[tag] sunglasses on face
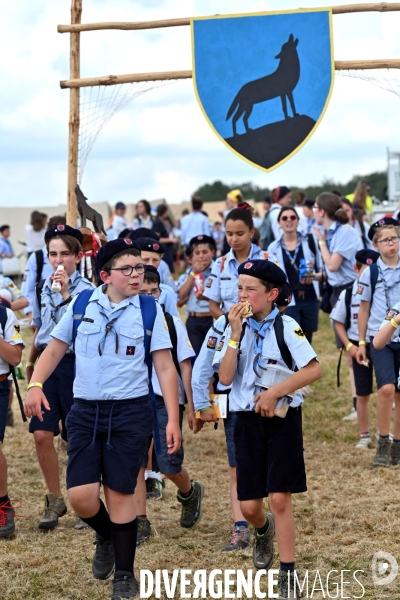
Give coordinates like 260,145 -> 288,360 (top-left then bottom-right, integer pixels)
281,215 -> 297,222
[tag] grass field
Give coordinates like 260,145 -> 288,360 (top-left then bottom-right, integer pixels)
1,313 -> 400,599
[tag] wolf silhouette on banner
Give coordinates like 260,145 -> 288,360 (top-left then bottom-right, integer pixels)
192,10 -> 334,172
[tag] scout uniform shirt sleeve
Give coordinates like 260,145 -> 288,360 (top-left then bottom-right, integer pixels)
150,303 -> 173,353
2,276 -> 23,301
32,287 -> 43,329
331,224 -> 362,257
3,309 -> 25,349
202,258 -> 222,304
282,316 -> 317,370
211,324 -> 231,372
330,289 -> 347,324
174,318 -> 196,363
159,285 -> 179,317
357,266 -> 372,302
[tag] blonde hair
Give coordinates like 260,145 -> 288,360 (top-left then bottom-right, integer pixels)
373,224 -> 400,244
352,182 -> 369,212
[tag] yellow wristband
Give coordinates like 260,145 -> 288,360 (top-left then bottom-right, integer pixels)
27,382 -> 43,390
228,339 -> 239,350
359,341 -> 367,347
391,318 -> 399,329
345,342 -> 354,352
318,240 -> 326,246
190,271 -> 195,277
26,362 -> 35,368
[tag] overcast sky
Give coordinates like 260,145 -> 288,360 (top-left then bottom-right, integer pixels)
0,0 -> 400,207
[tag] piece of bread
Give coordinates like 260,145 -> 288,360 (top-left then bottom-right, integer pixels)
241,301 -> 253,318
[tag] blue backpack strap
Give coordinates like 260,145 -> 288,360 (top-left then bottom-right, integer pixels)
139,294 -> 161,453
72,289 -> 95,346
0,306 -> 7,333
369,262 -> 378,299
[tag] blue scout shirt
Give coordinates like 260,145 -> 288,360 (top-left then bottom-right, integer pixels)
324,221 -> 362,287
358,257 -> 400,338
33,270 -> 95,351
21,249 -> 54,315
379,302 -> 400,344
184,263 -> 214,314
0,309 -> 24,375
0,275 -> 24,303
51,286 -> 172,401
330,279 -> 366,342
203,244 -> 268,311
212,314 -> 317,410
159,284 -> 178,317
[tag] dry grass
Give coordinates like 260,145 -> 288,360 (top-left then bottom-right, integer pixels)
1,314 -> 400,599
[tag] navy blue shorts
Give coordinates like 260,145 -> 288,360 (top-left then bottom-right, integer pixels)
66,396 -> 153,494
349,340 -> 373,397
0,379 -> 10,443
29,354 -> 75,439
224,411 -> 237,467
370,339 -> 400,391
285,295 -> 319,333
186,315 -> 214,357
234,408 -> 306,501
152,395 -> 184,475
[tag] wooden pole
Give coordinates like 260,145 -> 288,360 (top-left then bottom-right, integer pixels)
57,3 -> 400,33
67,0 -> 82,227
60,60 -> 400,89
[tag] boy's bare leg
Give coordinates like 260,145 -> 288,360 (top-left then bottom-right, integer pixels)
0,442 -> 7,497
134,467 -> 147,515
68,482 -> 102,518
230,467 -> 247,522
33,430 -> 61,497
377,384 -> 395,436
165,467 -> 191,494
240,497 -> 265,529
269,492 -> 295,563
356,395 -> 370,433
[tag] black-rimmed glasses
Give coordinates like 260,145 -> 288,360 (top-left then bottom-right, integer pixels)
110,264 -> 145,276
142,288 -> 161,299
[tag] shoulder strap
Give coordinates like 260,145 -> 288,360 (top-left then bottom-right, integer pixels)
273,313 -> 293,370
163,312 -> 181,378
72,289 -> 95,344
0,305 -> 7,334
370,263 -> 379,298
0,306 -> 27,423
35,278 -> 46,308
307,233 -> 317,257
344,287 -> 353,332
35,250 -> 44,285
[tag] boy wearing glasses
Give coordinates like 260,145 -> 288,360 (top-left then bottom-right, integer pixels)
24,238 -> 181,600
137,238 -> 178,316
356,218 -> 400,467
25,224 -> 94,530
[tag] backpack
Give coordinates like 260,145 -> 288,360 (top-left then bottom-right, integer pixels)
260,205 -> 280,250
0,307 -> 27,423
35,250 -> 44,285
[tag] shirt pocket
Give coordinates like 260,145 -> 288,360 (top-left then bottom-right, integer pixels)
220,278 -> 237,305
76,323 -> 101,358
119,326 -> 144,359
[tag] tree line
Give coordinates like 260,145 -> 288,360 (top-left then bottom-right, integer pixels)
193,171 -> 387,203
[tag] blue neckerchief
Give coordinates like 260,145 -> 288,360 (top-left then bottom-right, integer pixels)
246,306 -> 279,376
280,233 -> 302,272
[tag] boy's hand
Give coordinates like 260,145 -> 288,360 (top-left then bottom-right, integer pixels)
199,407 -> 218,423
348,345 -> 358,359
187,410 -> 204,433
51,268 -> 69,294
355,345 -> 367,365
24,388 -> 50,421
166,422 -> 182,454
254,388 -> 279,418
228,303 -> 247,339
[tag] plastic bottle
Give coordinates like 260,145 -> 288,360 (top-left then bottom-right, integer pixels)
51,265 -> 64,293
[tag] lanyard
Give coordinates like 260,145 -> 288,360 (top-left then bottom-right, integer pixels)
280,235 -> 301,271
97,303 -> 128,355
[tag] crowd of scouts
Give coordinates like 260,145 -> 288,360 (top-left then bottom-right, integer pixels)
0,188 -> 399,599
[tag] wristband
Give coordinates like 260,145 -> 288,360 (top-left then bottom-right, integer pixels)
26,362 -> 35,368
318,240 -> 326,246
199,406 -> 211,412
190,271 -> 195,278
27,382 -> 43,390
391,318 -> 399,329
359,341 -> 367,346
228,339 -> 239,350
345,342 -> 354,352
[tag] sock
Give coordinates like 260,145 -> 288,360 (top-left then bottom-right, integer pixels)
179,483 -> 193,499
393,439 -> 400,444
353,397 -> 357,410
138,514 -> 147,520
78,498 -> 111,540
0,494 -> 9,505
256,518 -> 269,536
110,518 -> 138,575
361,432 -> 369,436
145,470 -> 162,483
379,434 -> 390,440
235,521 -> 248,528
280,561 -> 295,573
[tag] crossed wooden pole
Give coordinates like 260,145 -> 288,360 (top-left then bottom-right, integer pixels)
60,1 -> 400,225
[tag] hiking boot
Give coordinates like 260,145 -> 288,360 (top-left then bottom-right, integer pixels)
342,407 -> 357,421
92,534 -> 114,580
112,571 -> 139,600
145,477 -> 163,500
38,493 -> 67,530
373,437 -> 391,467
222,525 -> 250,552
6,408 -> 14,427
277,569 -> 303,599
177,481 -> 204,528
136,517 -> 151,546
74,514 -> 89,530
0,500 -> 15,538
253,512 -> 275,570
355,433 -> 372,449
390,441 -> 400,465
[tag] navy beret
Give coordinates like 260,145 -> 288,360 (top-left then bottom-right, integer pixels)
302,199 -> 315,208
238,259 -> 287,287
189,234 -> 216,248
118,228 -> 134,239
276,282 -> 293,307
130,227 -> 159,241
44,223 -> 83,245
138,237 -> 165,254
355,249 -> 380,265
144,264 -> 161,284
368,217 -> 399,241
96,238 -> 141,270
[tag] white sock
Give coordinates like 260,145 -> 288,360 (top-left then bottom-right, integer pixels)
145,470 -> 162,483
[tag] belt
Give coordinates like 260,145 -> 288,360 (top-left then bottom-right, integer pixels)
0,372 -> 10,383
188,312 -> 212,318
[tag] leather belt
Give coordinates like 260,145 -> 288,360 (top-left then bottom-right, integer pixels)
0,372 -> 10,383
188,312 -> 213,318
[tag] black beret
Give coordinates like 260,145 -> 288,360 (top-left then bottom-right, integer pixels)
144,264 -> 161,284
368,217 -> 399,241
238,259 -> 287,287
189,234 -> 216,248
276,282 -> 293,307
302,199 -> 315,208
96,238 -> 141,270
130,227 -> 159,241
44,223 -> 83,245
138,237 -> 165,254
118,227 -> 134,239
355,249 -> 380,265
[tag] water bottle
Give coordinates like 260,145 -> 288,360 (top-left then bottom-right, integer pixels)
51,265 -> 64,293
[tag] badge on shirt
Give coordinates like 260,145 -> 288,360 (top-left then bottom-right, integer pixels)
385,308 -> 400,321
207,336 -> 217,349
187,338 -> 193,349
353,313 -> 358,320
216,340 -> 224,351
126,346 -> 136,355
8,282 -> 15,289
205,278 -> 213,288
12,323 -> 22,340
163,318 -> 168,331
294,327 -> 305,339
356,284 -> 364,295
267,359 -> 277,365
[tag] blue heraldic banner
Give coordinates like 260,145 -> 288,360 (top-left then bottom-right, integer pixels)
192,9 -> 334,172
